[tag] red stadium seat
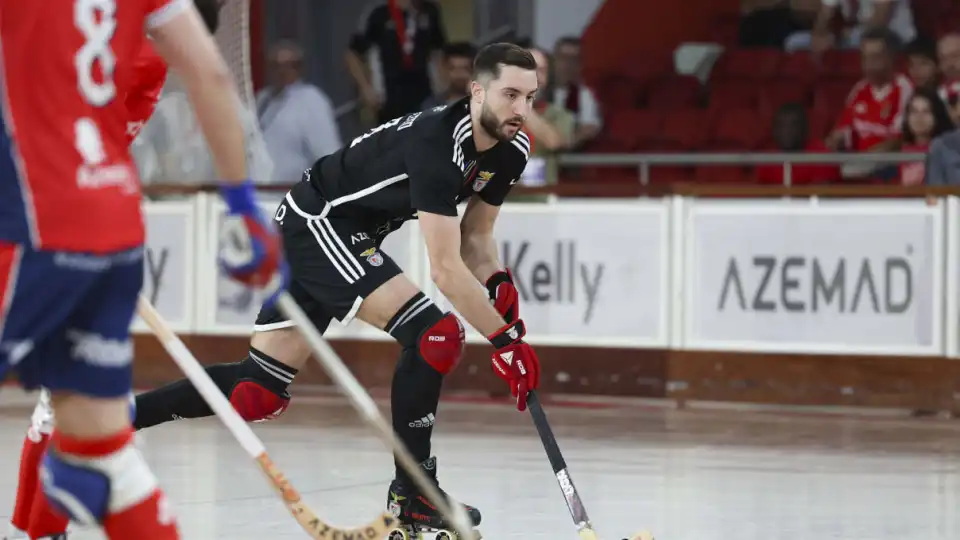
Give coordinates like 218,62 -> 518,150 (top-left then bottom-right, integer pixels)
813,79 -> 854,119
823,49 -> 861,80
711,48 -> 782,81
653,108 -> 709,150
596,75 -> 640,110
646,75 -> 703,109
605,108 -> 663,149
708,108 -> 770,151
759,80 -> 812,112
708,79 -> 761,110
694,165 -> 752,184
778,52 -> 825,85
808,108 -> 835,139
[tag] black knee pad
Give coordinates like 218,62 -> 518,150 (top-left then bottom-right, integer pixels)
388,293 -> 465,376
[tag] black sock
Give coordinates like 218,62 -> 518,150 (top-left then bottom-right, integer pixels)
387,293 -> 446,484
133,347 -> 299,430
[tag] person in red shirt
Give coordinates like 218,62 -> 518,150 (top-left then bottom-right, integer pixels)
756,103 -> 841,185
0,1 -> 282,539
899,87 -> 955,185
3,43 -> 169,540
826,27 -> 913,154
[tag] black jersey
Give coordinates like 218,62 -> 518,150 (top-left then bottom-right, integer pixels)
308,97 -> 529,236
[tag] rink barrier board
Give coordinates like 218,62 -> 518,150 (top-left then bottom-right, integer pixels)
128,195 -> 960,411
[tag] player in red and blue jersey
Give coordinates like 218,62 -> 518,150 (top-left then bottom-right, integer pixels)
0,0 -> 285,538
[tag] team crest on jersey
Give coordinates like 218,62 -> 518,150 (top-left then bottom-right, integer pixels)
366,250 -> 384,267
473,171 -> 495,191
360,247 -> 377,257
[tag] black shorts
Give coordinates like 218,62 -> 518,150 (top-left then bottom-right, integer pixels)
254,182 -> 403,333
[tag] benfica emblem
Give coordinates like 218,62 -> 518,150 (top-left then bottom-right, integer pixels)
473,171 -> 495,191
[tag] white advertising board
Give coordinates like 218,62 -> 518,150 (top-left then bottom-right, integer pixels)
132,201 -> 197,333
684,200 -> 944,356
426,202 -> 670,347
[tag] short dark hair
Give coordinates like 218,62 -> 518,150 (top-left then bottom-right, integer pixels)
860,26 -> 902,53
194,0 -> 221,33
443,42 -> 477,62
905,36 -> 937,61
473,42 -> 537,81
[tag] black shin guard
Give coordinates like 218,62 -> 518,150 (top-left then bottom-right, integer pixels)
132,347 -> 298,430
387,293 -> 461,483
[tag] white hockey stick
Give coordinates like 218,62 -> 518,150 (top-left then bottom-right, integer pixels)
136,295 -> 397,539
274,292 -> 478,540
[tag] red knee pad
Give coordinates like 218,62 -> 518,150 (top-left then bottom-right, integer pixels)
418,313 -> 465,375
229,380 -> 290,422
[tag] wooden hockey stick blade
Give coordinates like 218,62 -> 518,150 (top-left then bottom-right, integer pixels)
136,295 -> 396,539
254,452 -> 397,537
275,293 -> 479,540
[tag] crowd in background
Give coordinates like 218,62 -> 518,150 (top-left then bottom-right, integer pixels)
242,0 -> 960,188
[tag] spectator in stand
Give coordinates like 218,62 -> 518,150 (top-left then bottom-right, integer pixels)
516,47 -> 575,190
905,37 -> 939,91
825,29 -> 912,180
785,0 -> 915,56
825,29 -> 911,149
924,127 -> 960,185
420,42 -> 476,109
899,88 -> 954,184
937,33 -> 960,124
256,40 -> 342,184
551,36 -> 602,148
346,0 -> 447,124
756,103 -> 841,184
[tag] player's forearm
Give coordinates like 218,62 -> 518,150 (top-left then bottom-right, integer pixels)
150,10 -> 247,182
183,70 -> 248,182
460,232 -> 502,283
432,260 -> 508,336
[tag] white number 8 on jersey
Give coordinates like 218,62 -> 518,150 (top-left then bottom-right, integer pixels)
74,0 -> 118,107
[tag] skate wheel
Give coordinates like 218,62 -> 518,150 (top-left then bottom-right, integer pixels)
387,528 -> 410,540
435,530 -> 455,540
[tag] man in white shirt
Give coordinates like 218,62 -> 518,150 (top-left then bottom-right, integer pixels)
256,41 -> 342,184
785,0 -> 915,55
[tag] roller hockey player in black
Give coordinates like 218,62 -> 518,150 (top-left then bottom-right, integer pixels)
131,43 -> 543,539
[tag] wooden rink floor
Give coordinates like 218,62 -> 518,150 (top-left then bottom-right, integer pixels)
1,389 -> 960,539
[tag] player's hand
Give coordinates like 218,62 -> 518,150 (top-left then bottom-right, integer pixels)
488,320 -> 540,411
486,268 -> 519,323
218,180 -> 288,306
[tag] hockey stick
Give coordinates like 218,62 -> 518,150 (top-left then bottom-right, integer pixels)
275,292 -> 479,540
526,390 -> 654,540
135,295 -> 397,539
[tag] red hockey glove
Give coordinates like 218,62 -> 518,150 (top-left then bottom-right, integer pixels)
486,268 -> 519,323
218,181 -> 288,307
488,320 -> 541,411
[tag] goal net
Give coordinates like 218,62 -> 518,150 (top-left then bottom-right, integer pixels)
133,0 -> 273,186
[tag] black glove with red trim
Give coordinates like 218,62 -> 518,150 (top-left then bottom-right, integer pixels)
486,268 -> 519,323
488,319 -> 540,411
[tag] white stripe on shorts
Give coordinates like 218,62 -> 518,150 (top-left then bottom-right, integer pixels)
305,219 -> 359,283
319,218 -> 365,279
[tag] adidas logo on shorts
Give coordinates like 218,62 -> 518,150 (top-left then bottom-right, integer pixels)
408,413 -> 435,428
